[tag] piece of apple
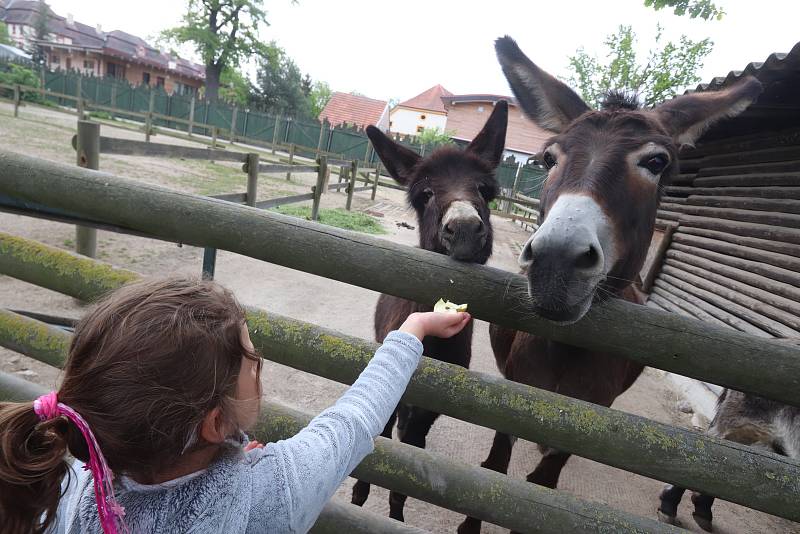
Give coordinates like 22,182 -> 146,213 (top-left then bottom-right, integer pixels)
434,298 -> 468,314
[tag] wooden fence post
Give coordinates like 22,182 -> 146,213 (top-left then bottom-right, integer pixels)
505,164 -> 522,215
201,248 -> 217,280
286,143 -> 296,181
230,106 -> 238,143
371,162 -> 381,200
145,90 -> 155,143
346,160 -> 358,211
246,153 -> 259,207
75,121 -> 98,258
188,96 -> 195,136
316,122 -> 326,158
271,114 -> 280,154
13,84 -> 20,118
312,156 -> 327,221
75,76 -> 84,120
211,126 -> 218,149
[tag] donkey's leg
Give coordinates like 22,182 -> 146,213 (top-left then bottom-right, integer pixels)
527,447 -> 571,488
457,432 -> 516,534
691,491 -> 715,532
351,409 -> 397,506
657,485 -> 686,525
387,406 -> 440,522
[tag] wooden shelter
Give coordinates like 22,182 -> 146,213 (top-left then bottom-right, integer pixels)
641,41 -> 800,412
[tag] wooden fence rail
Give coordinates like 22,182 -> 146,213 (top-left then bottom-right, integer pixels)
1,150 -> 799,407
1,232 -> 799,522
0,308 -> 681,533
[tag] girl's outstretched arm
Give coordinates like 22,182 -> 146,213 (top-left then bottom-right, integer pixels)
248,311 -> 469,533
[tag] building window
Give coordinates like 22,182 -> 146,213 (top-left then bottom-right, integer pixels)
142,72 -> 151,85
107,63 -> 124,79
84,60 -> 94,70
389,121 -> 392,128
156,77 -> 165,88
50,55 -> 60,65
477,106 -> 485,112
420,114 -> 426,120
65,58 -> 72,70
416,126 -> 424,133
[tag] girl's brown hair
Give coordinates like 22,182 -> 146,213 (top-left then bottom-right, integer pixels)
0,277 -> 260,534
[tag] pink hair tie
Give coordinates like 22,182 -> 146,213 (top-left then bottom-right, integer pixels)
34,391 -> 127,534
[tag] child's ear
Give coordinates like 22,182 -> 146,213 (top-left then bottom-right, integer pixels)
200,407 -> 227,444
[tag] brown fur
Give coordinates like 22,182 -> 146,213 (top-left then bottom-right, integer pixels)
459,37 -> 762,534
351,102 -> 508,521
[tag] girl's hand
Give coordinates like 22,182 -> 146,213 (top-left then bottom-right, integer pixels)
244,440 -> 265,452
399,311 -> 471,341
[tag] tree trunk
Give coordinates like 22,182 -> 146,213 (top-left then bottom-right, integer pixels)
205,62 -> 223,101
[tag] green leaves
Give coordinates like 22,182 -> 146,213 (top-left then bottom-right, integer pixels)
566,25 -> 713,108
644,0 -> 725,20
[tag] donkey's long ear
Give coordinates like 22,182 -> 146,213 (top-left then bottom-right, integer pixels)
654,77 -> 763,146
366,126 -> 421,186
495,36 -> 590,133
466,100 -> 508,168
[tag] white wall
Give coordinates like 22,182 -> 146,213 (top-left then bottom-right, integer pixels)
389,107 -> 447,136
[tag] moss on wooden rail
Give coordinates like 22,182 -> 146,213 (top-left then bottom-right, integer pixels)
0,231 -> 138,302
0,314 -> 679,533
0,233 -> 795,522
0,153 -> 799,405
244,308 -> 800,522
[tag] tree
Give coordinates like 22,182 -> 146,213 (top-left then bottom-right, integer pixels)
161,0 -> 275,101
308,81 -> 332,118
219,67 -> 251,105
417,127 -> 455,149
644,0 -> 724,20
250,42 -> 310,117
0,22 -> 11,46
567,25 -> 712,108
29,0 -> 51,64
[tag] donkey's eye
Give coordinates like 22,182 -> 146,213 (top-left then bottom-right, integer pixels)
419,188 -> 434,203
640,154 -> 669,175
542,151 -> 557,169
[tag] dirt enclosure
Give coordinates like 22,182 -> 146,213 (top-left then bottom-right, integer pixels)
0,101 -> 796,533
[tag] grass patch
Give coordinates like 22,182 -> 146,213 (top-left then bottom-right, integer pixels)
88,111 -> 114,121
272,206 -> 386,234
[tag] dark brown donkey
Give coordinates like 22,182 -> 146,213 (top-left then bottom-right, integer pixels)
350,102 -> 508,521
459,36 -> 762,534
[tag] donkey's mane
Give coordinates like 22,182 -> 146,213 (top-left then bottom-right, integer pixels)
601,90 -> 641,111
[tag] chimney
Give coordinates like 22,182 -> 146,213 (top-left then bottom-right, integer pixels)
96,23 -> 102,34
66,13 -> 74,26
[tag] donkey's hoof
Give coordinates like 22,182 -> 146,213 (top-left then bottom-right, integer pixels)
350,482 -> 369,507
456,517 -> 481,534
692,512 -> 713,532
656,509 -> 678,525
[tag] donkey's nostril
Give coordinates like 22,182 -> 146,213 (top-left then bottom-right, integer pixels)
574,245 -> 600,271
443,221 -> 456,237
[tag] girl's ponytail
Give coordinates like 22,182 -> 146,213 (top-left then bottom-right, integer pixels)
0,401 -> 69,534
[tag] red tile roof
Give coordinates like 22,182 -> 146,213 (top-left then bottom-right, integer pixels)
319,92 -> 389,129
397,84 -> 453,113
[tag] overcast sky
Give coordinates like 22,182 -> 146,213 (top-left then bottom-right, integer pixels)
46,0 -> 798,103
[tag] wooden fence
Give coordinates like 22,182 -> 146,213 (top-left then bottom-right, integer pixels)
64,121 -> 382,278
0,152 -> 799,530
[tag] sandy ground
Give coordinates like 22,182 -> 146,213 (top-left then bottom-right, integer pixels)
0,101 -> 797,533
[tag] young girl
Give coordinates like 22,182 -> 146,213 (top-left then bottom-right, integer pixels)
0,277 -> 469,534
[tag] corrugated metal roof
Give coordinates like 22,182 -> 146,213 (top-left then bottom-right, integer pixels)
691,41 -> 800,93
688,40 -> 800,142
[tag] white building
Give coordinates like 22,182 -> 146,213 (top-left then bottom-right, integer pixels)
389,84 -> 451,136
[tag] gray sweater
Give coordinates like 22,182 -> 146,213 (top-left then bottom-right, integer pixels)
51,331 -> 423,534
